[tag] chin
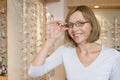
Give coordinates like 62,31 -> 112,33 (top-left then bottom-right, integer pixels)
74,39 -> 87,44
74,40 -> 83,44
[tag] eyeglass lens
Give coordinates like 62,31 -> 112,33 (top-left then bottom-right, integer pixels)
64,21 -> 88,28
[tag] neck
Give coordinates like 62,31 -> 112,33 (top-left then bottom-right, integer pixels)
76,42 -> 101,54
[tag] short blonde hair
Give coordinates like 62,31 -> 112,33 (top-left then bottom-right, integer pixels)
64,5 -> 101,47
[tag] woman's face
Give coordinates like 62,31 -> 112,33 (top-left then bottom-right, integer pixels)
68,11 -> 92,44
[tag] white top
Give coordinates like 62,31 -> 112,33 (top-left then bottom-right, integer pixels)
28,45 -> 120,80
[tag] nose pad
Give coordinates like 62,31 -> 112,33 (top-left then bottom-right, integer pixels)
72,24 -> 78,31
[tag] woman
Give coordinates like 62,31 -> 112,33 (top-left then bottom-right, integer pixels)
28,5 -> 120,80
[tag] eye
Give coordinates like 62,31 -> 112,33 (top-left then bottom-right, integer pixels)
67,22 -> 74,28
76,21 -> 84,27
75,21 -> 88,27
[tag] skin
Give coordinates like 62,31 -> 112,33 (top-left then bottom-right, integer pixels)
68,11 -> 92,44
32,11 -> 102,68
32,20 -> 68,65
68,11 -> 102,67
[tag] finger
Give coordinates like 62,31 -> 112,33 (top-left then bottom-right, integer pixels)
55,20 -> 65,26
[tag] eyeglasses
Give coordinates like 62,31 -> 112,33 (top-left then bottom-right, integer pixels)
63,21 -> 89,28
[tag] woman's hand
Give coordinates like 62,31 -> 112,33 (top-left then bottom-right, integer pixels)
47,20 -> 68,42
31,20 -> 68,66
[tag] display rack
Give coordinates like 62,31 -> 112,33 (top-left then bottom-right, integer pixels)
0,0 -> 7,78
21,0 -> 46,80
100,16 -> 120,51
12,0 -> 56,80
113,17 -> 120,51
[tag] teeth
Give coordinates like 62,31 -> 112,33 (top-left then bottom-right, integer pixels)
74,33 -> 82,37
74,34 -> 80,37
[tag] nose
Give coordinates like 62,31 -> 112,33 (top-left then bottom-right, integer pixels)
72,24 -> 79,31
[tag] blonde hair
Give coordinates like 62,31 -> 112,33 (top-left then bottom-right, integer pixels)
64,5 -> 101,47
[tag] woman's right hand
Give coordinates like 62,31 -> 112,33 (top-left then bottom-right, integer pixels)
31,20 -> 68,66
46,20 -> 68,42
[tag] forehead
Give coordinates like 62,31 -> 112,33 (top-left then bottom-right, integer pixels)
69,11 -> 86,22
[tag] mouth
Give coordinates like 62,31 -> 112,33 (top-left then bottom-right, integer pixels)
72,32 -> 83,38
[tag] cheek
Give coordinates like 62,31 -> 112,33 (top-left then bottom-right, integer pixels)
86,28 -> 92,35
84,24 -> 92,34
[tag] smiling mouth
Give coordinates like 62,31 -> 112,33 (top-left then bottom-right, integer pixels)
73,33 -> 83,38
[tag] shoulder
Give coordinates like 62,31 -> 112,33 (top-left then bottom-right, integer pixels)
54,45 -> 75,53
57,45 -> 75,50
102,45 -> 120,60
102,45 -> 120,55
